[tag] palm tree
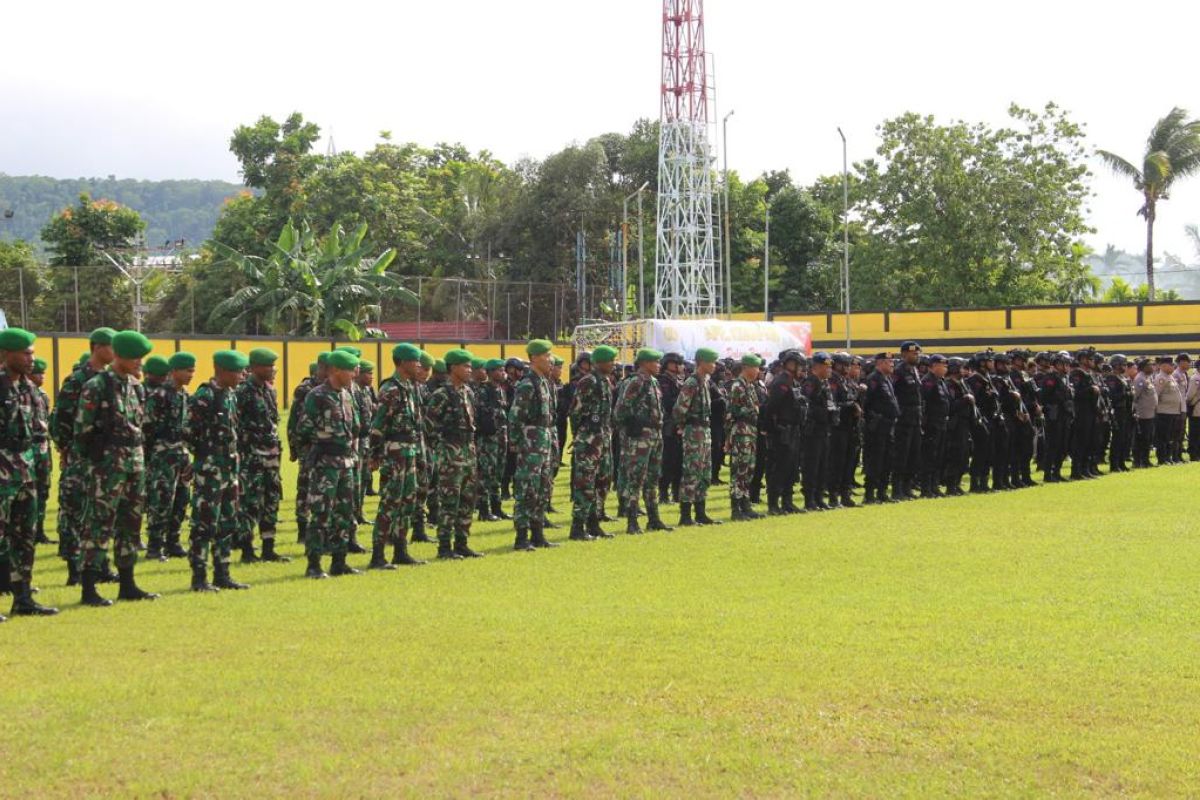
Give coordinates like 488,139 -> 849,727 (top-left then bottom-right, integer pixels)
1097,107 -> 1200,299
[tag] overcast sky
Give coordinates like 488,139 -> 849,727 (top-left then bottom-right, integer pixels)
2,0 -> 1198,273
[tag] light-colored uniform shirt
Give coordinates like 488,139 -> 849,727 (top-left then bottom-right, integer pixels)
1134,373 -> 1158,420
1154,370 -> 1185,415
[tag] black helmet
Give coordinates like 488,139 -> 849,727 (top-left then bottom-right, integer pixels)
927,354 -> 947,365
810,351 -> 832,365
832,352 -> 852,366
946,356 -> 966,373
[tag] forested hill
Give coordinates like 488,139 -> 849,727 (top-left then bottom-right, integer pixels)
0,174 -> 246,251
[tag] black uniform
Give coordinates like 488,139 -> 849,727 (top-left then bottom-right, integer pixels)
1037,368 -> 1074,481
765,370 -> 806,512
1103,371 -> 1132,471
1069,366 -> 1100,478
862,369 -> 899,502
992,370 -> 1022,490
657,371 -> 683,503
827,370 -> 860,504
919,371 -> 950,496
965,370 -> 1000,491
891,360 -> 923,498
1009,368 -> 1040,485
943,374 -> 975,493
800,374 -> 836,510
710,380 -> 727,484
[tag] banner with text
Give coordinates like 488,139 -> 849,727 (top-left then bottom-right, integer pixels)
644,319 -> 812,360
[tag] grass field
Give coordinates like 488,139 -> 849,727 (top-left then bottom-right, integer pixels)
3,455 -> 1200,798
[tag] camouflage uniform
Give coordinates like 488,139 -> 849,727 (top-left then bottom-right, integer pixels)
75,370 -> 146,574
236,375 -> 282,548
508,370 -> 558,534
474,380 -> 508,512
30,382 -> 52,542
356,381 -> 378,516
568,372 -> 613,526
1,370 -> 38,585
143,379 -> 191,555
287,375 -> 319,542
672,373 -> 712,504
348,381 -> 369,519
725,376 -> 760,502
370,375 -> 423,547
297,383 -> 357,556
614,371 -> 665,524
426,382 -> 477,551
51,361 -> 101,566
187,379 -> 242,574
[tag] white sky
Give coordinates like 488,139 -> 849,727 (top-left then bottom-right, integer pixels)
2,0 -> 1198,271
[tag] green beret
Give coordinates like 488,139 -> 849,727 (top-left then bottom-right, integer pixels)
248,348 -> 278,366
552,356 -> 564,366
359,359 -> 375,373
89,327 -> 117,346
695,347 -> 719,364
112,330 -> 153,359
32,357 -> 47,374
77,354 -> 89,366
143,355 -> 171,377
309,362 -> 318,376
741,354 -> 764,368
317,352 -> 331,365
444,348 -> 473,367
328,350 -> 359,371
392,343 -> 422,362
419,352 -> 434,369
635,348 -> 663,364
0,327 -> 36,351
526,339 -> 553,357
470,357 -> 486,370
336,345 -> 362,357
592,346 -> 617,364
213,350 -> 249,371
433,359 -> 447,374
169,352 -> 196,370
484,358 -> 505,371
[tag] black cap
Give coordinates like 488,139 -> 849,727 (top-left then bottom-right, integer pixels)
576,351 -> 592,364
661,351 -> 684,365
874,352 -> 891,361
927,354 -> 947,365
505,358 -> 527,370
900,341 -> 921,353
946,356 -> 966,372
810,351 -> 831,365
832,352 -> 852,366
1075,348 -> 1095,361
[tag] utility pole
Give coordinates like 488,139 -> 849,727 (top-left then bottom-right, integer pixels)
763,203 -> 770,321
837,127 -> 851,348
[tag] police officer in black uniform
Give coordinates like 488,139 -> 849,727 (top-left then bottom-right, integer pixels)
800,352 -> 836,511
765,350 -> 807,514
919,354 -> 950,497
991,352 -> 1023,491
657,352 -> 684,504
1007,349 -> 1041,487
890,341 -> 924,501
1069,349 -> 1101,479
861,352 -> 899,504
943,357 -> 975,495
1103,354 -> 1133,472
827,352 -> 860,508
965,351 -> 1000,493
1037,352 -> 1074,482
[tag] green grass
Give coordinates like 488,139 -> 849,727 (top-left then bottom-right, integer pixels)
4,456 -> 1200,797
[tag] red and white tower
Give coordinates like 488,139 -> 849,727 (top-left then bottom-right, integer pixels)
654,0 -> 719,319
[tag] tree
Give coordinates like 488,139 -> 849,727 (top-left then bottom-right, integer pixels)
852,103 -> 1095,309
0,240 -> 47,328
40,193 -> 146,330
1100,277 -> 1180,303
209,220 -> 415,339
1097,107 -> 1200,299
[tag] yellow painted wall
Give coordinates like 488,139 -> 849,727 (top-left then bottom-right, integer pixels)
950,309 -> 1007,330
1011,308 -> 1071,330
1075,306 -> 1138,328
284,341 -> 330,402
888,311 -> 943,334
1143,304 -> 1200,327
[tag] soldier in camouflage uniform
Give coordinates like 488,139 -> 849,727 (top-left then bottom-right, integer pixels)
335,346 -> 370,553
475,359 -> 510,522
0,328 -> 59,618
288,352 -> 328,544
29,357 -> 53,545
367,343 -> 427,569
144,352 -> 195,561
673,347 -> 721,526
236,348 -> 288,563
569,345 -> 617,541
426,349 -> 483,559
297,349 -> 364,578
410,352 -> 435,543
423,358 -> 448,529
75,330 -> 158,606
508,340 -> 561,551
726,354 -> 765,521
355,359 -> 378,517
614,348 -> 672,534
187,350 -> 252,593
51,326 -> 116,585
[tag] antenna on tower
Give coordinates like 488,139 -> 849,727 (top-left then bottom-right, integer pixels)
654,0 -> 720,319
326,130 -> 338,158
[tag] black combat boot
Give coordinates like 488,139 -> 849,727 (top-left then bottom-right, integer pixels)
304,553 -> 328,579
542,516 -> 560,530
453,536 -> 485,557
568,519 -> 594,541
368,541 -> 397,570
347,532 -> 367,555
411,511 -> 433,543
839,491 -> 857,508
192,563 -> 220,591
827,492 -> 842,509
730,498 -> 748,522
10,580 -> 59,616
437,541 -> 463,560
240,538 -> 260,564
392,537 -> 426,565
214,562 -> 251,589
514,527 -> 535,551
146,536 -> 165,561
743,498 -> 765,520
531,522 -> 559,548
81,571 -> 113,607
117,564 -> 160,601
164,538 -> 187,559
678,502 -> 695,527
587,514 -> 613,539
297,519 -> 307,544
694,500 -> 721,525
66,560 -> 80,587
768,491 -> 785,516
646,503 -> 674,532
477,499 -> 497,522
98,565 -> 120,584
862,481 -> 878,505
328,552 -> 362,576
260,537 -> 291,563
0,569 -> 10,596
491,495 -> 511,520
626,501 -> 643,534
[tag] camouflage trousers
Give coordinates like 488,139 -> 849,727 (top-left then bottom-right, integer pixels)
513,430 -> 556,530
79,464 -> 145,573
727,432 -> 757,500
145,444 -> 191,547
295,446 -> 312,537
679,423 -> 712,503
373,449 -> 419,547
476,435 -> 504,500
33,443 -> 51,540
621,431 -> 663,506
435,440 -> 477,546
189,459 -> 239,569
239,455 -> 281,544
56,452 -> 86,562
0,458 -> 37,583
357,440 -> 372,516
570,429 -> 611,524
305,454 -> 356,556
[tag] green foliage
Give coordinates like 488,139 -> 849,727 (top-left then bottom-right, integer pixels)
209,219 -> 414,339
0,240 -> 46,327
1100,276 -> 1181,302
851,103 -> 1095,309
